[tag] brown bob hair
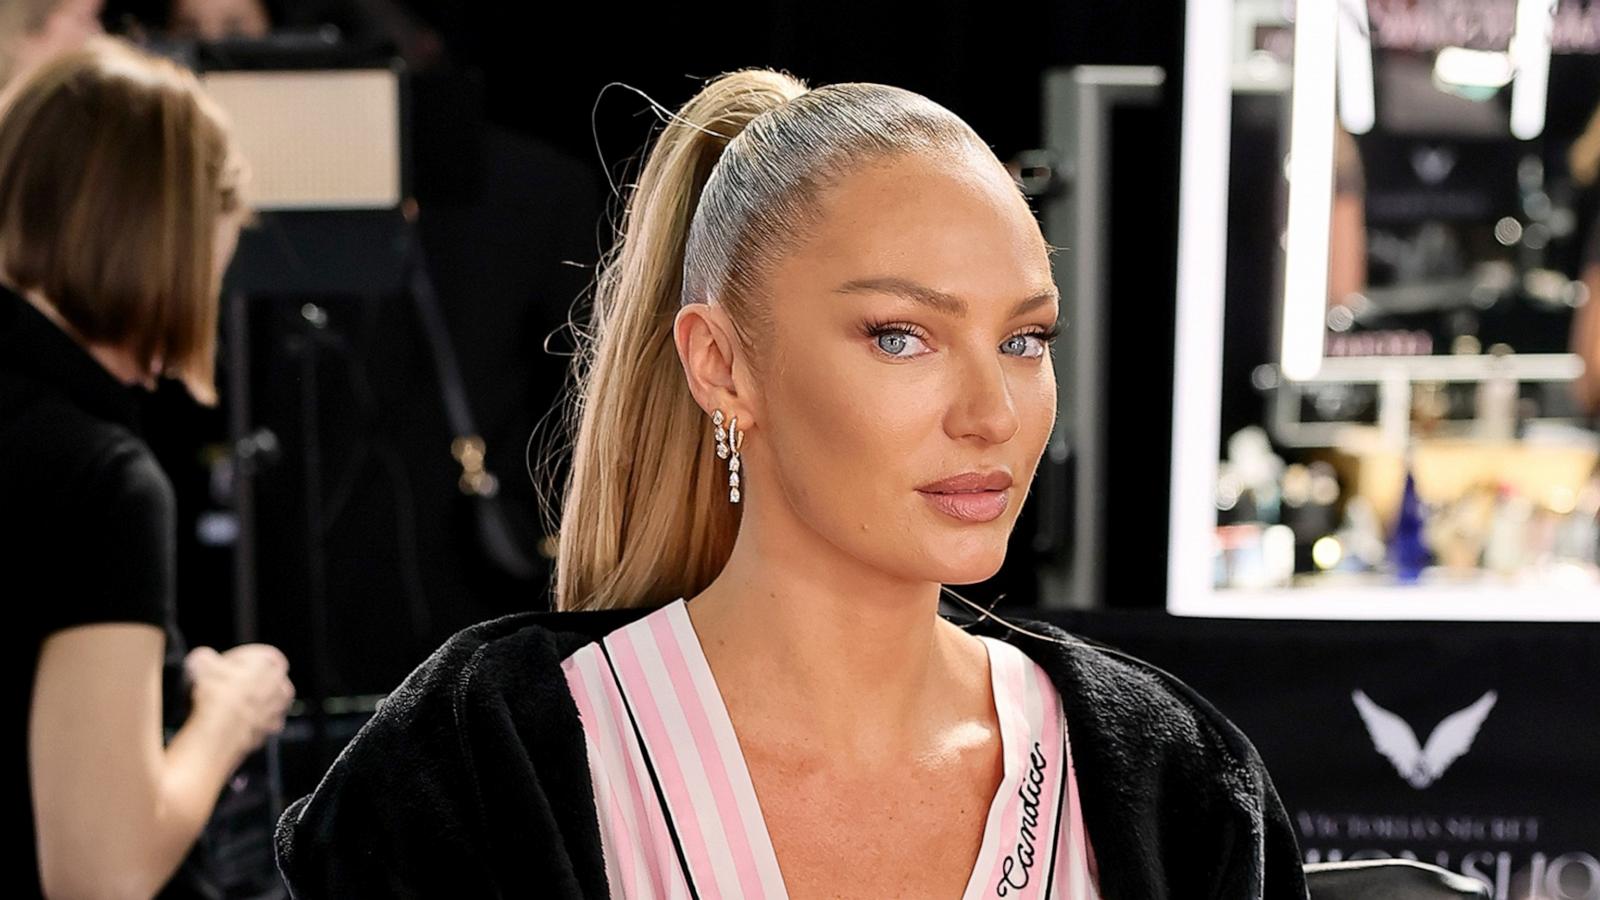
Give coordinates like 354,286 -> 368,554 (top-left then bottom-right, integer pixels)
0,36 -> 245,405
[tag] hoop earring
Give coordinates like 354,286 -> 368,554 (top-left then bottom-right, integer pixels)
713,409 -> 743,504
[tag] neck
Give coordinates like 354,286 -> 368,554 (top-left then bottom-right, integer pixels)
686,492 -> 988,767
11,283 -> 152,389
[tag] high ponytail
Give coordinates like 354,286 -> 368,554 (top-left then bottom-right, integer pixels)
550,69 -> 807,611
549,68 -> 987,611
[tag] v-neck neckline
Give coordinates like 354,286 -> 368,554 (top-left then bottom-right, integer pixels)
665,597 -> 1031,900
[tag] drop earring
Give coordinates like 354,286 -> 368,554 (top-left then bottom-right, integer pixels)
712,409 -> 743,504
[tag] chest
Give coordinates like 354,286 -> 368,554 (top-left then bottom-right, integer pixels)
747,749 -> 1003,899
561,607 -> 1095,898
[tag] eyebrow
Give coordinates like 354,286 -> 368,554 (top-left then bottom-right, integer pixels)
833,276 -> 1058,318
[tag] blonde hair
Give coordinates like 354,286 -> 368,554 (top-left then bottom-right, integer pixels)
548,68 -> 990,612
1571,101 -> 1600,188
0,36 -> 246,405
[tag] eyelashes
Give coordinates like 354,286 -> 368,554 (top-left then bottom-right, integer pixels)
860,320 -> 924,343
860,319 -> 1062,358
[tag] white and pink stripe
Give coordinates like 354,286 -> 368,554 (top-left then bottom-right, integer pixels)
559,598 -> 1099,899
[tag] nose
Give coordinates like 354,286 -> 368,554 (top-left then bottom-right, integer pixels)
944,350 -> 1020,444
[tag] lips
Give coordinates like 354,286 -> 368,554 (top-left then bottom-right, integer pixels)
916,470 -> 1014,493
916,470 -> 1014,523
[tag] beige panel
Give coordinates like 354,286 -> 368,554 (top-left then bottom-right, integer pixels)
201,69 -> 400,210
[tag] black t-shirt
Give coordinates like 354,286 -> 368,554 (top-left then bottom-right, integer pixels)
0,284 -> 182,897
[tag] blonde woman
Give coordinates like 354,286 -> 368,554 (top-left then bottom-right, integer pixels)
277,69 -> 1308,899
0,39 -> 294,897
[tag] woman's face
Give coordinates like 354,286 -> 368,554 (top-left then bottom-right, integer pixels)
169,0 -> 271,41
752,149 -> 1058,586
12,0 -> 102,83
213,205 -> 246,289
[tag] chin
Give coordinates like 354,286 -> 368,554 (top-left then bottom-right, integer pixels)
922,545 -> 1008,585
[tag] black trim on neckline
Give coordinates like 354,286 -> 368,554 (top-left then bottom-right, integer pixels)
598,638 -> 703,900
1041,723 -> 1071,899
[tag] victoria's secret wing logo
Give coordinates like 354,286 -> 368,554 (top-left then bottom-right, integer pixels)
1351,690 -> 1498,789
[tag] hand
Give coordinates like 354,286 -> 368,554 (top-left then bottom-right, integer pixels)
184,644 -> 295,757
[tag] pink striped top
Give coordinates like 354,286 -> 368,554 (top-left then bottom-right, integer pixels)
559,598 -> 1101,899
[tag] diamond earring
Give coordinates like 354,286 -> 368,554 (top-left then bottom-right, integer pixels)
713,409 -> 743,504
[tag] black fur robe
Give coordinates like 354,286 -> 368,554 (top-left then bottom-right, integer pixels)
275,607 -> 1310,898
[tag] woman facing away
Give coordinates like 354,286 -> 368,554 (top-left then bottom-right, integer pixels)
0,38 -> 295,897
276,69 -> 1309,898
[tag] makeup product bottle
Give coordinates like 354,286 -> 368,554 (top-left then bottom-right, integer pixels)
1484,484 -> 1532,579
1388,456 -> 1431,583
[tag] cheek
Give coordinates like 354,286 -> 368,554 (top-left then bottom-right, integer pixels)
755,334 -> 1057,581
762,350 -> 940,517
1022,359 -> 1058,450
772,366 -> 895,468
765,355 -> 1056,499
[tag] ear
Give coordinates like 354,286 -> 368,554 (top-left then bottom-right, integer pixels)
673,300 -> 757,429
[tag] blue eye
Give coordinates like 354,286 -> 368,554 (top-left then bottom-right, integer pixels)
867,325 -> 931,358
1003,326 -> 1061,359
1002,334 -> 1045,358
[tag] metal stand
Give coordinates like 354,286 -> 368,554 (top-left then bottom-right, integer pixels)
1034,65 -> 1165,610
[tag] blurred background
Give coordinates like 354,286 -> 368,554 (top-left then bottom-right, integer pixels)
29,0 -> 1600,896
97,0 -> 1191,692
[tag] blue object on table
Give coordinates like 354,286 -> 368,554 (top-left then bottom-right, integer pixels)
1389,468 -> 1431,583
